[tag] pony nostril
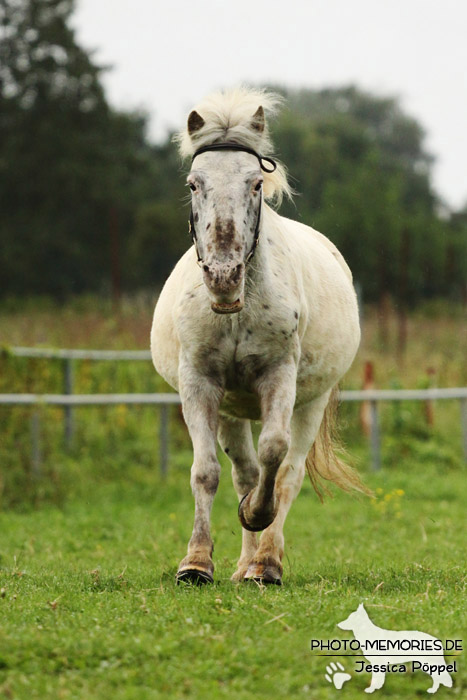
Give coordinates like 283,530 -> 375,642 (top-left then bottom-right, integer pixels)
232,264 -> 243,282
203,264 -> 209,274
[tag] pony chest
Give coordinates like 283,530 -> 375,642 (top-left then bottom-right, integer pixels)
227,325 -> 298,388
179,304 -> 300,387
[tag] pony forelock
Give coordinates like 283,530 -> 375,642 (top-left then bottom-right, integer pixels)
174,86 -> 292,205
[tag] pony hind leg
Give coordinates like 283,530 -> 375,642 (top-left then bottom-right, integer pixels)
244,394 -> 330,585
218,415 -> 260,581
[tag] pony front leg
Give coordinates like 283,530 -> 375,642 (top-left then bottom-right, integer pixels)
238,359 -> 296,533
176,368 -> 223,585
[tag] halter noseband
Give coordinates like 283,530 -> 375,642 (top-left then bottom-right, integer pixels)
188,143 -> 277,266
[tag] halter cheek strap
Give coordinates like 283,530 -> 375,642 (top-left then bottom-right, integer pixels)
188,142 -> 277,266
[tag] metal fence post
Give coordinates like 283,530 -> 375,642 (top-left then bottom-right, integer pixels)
64,358 -> 74,447
461,398 -> 467,465
31,409 -> 41,477
370,400 -> 381,471
159,404 -> 169,477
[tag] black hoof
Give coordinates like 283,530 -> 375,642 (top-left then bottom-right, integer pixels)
238,493 -> 275,532
238,494 -> 263,532
176,568 -> 214,586
244,562 -> 283,586
249,576 -> 282,586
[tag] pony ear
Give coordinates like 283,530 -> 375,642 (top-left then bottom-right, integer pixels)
250,106 -> 265,133
187,110 -> 205,135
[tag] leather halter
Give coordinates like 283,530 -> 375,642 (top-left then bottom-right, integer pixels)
188,143 -> 277,266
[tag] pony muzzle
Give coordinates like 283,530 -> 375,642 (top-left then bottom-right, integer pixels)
202,261 -> 245,314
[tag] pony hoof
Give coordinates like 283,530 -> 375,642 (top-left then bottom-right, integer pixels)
244,562 -> 282,586
230,568 -> 248,582
176,568 -> 214,586
238,492 -> 276,532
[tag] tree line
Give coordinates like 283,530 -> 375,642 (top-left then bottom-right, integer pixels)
1,0 -> 466,308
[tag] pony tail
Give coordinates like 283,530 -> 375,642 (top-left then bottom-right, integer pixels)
305,386 -> 373,501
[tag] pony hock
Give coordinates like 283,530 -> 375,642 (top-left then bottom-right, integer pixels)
151,87 -> 371,586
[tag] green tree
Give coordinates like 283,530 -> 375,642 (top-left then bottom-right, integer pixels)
0,0 -> 160,298
270,86 -> 447,310
445,207 -> 467,303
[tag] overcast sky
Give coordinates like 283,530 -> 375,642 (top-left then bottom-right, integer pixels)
72,0 -> 467,210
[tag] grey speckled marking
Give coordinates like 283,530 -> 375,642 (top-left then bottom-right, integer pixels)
214,218 -> 236,251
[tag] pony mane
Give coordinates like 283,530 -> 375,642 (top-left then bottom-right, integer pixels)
174,86 -> 292,205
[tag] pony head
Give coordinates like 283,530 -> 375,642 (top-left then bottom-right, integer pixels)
175,87 -> 292,314
175,86 -> 291,205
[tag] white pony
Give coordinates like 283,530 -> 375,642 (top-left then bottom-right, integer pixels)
151,87 -> 370,585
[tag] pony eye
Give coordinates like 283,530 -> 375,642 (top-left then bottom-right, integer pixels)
188,183 -> 197,192
254,181 -> 263,192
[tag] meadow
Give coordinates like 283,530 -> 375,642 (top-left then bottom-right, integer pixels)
0,298 -> 465,699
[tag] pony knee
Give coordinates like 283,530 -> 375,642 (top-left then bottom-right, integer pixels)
191,458 -> 220,496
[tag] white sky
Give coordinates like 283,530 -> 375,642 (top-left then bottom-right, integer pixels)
72,0 -> 467,210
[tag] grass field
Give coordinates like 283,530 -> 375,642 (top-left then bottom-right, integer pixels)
0,460 -> 465,699
0,298 -> 465,698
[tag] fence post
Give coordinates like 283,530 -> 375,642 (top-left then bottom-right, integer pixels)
370,400 -> 381,471
31,409 -> 41,477
424,367 -> 436,426
360,361 -> 375,436
159,404 -> 169,477
64,358 -> 74,447
461,398 -> 467,465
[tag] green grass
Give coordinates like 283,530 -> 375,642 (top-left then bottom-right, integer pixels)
0,299 -> 465,697
0,459 -> 465,700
